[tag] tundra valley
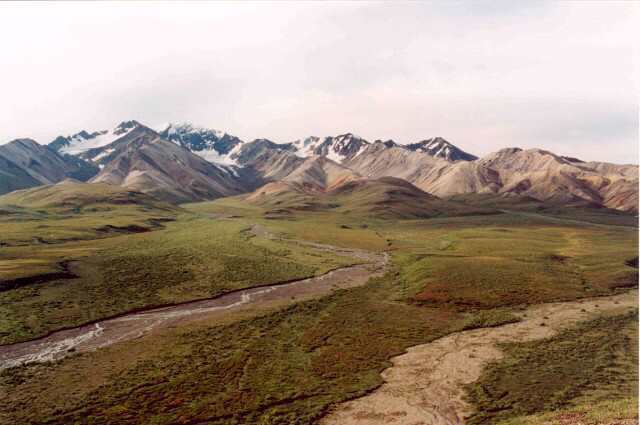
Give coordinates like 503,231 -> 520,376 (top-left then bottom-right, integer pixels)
0,120 -> 637,425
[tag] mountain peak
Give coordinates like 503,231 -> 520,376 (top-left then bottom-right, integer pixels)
114,120 -> 142,135
406,137 -> 477,162
495,147 -> 523,155
486,147 -> 570,164
158,122 -> 242,165
9,138 -> 41,149
160,122 -> 226,139
289,133 -> 369,163
373,139 -> 398,148
336,132 -> 364,140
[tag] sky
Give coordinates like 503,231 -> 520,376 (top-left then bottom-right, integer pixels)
0,1 -> 638,163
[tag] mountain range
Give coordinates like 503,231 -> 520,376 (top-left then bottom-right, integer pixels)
0,120 -> 637,214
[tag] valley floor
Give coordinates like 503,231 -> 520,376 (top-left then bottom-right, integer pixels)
0,197 -> 637,424
0,236 -> 387,369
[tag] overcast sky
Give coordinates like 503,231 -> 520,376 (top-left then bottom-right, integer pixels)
1,1 -> 637,163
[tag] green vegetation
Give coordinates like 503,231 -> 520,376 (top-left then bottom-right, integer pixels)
0,190 -> 359,344
246,177 -> 495,219
186,197 -> 391,251
387,216 -> 637,309
0,270 -> 507,425
0,182 -> 179,283
465,310 -> 639,425
0,217 -> 355,344
328,177 -> 494,218
449,193 -> 639,227
459,308 -> 520,330
0,191 -> 637,424
496,397 -> 638,425
0,181 -> 172,212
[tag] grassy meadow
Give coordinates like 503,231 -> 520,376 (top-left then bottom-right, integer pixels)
0,189 -> 637,424
467,310 -> 638,425
0,188 -> 358,344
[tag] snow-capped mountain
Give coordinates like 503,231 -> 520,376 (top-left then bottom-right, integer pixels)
89,124 -> 250,203
290,133 -> 369,163
49,121 -> 140,156
49,120 -> 246,180
405,137 -> 478,161
289,134 -> 475,164
3,118 -> 633,212
158,123 -> 244,165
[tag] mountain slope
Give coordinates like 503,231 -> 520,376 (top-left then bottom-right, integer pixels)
417,160 -> 502,197
344,141 -> 441,179
0,154 -> 41,195
245,156 -> 360,211
240,148 -> 304,183
248,175 -> 491,218
0,139 -> 98,195
345,143 -> 638,212
89,125 -> 249,203
598,178 -> 638,212
577,161 -> 638,181
232,138 -> 297,165
0,179 -> 176,213
282,156 -> 361,191
342,141 -> 503,198
327,177 -> 491,218
343,142 -> 455,189
479,148 -> 638,211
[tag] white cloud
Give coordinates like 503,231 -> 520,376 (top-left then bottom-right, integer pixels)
0,1 -> 637,163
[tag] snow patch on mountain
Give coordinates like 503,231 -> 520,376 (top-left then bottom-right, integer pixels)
93,148 -> 115,162
291,136 -> 322,158
195,148 -> 235,165
51,121 -> 139,156
158,122 -> 243,166
290,133 -> 369,164
405,137 -> 477,161
159,122 -> 227,140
